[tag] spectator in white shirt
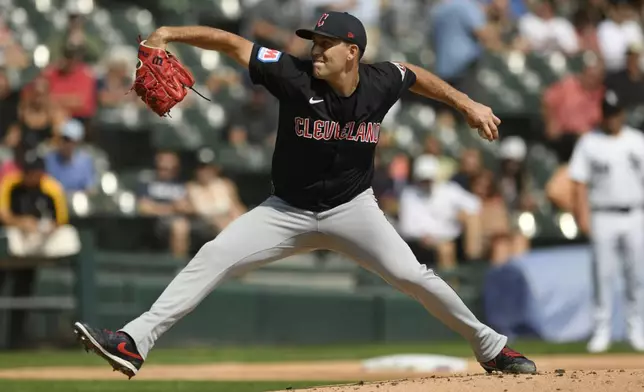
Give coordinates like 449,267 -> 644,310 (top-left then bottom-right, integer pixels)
598,0 -> 644,72
399,155 -> 483,271
518,0 -> 579,55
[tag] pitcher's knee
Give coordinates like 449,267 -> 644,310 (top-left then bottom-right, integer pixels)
388,264 -> 435,294
195,238 -> 222,258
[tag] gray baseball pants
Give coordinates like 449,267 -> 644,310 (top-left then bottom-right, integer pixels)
120,188 -> 507,361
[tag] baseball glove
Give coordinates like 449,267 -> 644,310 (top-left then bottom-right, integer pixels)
132,39 -> 208,117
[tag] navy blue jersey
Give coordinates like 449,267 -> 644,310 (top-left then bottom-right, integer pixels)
248,44 -> 416,211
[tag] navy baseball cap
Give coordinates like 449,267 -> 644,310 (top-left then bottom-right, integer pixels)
22,155 -> 45,172
602,90 -> 625,118
296,12 -> 367,56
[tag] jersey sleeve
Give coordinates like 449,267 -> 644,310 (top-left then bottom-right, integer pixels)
248,43 -> 306,100
369,62 -> 417,105
568,137 -> 590,183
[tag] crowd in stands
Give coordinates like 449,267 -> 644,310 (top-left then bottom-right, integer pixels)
0,0 -> 643,273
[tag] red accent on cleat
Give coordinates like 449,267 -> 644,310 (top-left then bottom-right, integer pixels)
117,342 -> 143,360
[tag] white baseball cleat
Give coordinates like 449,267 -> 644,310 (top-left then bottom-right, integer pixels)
627,335 -> 644,352
586,331 -> 611,353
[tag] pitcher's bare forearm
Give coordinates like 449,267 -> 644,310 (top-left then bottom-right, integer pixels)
404,63 -> 470,111
403,62 -> 500,140
146,26 -> 253,67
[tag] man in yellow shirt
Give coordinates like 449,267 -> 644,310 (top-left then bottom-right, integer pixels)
0,156 -> 79,257
0,155 -> 80,348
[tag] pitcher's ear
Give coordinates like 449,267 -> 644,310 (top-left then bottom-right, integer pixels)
347,44 -> 359,61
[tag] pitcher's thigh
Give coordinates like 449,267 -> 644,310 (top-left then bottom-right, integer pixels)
321,202 -> 426,285
188,198 -> 317,276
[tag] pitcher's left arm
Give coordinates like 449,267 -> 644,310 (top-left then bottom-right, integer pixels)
403,62 -> 500,142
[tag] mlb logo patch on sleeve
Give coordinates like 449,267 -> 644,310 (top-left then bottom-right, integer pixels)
257,47 -> 282,63
390,62 -> 407,81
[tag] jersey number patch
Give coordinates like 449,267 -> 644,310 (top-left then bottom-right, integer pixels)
257,47 -> 282,63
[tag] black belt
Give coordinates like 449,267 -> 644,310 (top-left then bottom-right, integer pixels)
592,206 -> 643,213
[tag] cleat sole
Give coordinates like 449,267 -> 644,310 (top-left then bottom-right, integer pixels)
73,322 -> 138,379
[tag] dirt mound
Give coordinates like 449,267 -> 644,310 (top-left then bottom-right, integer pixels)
0,353 -> 642,392
282,370 -> 644,392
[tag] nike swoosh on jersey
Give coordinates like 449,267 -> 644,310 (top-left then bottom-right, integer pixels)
309,98 -> 324,104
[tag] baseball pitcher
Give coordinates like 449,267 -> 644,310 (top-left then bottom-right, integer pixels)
73,12 -> 536,377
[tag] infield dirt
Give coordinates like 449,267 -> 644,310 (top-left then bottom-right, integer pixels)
0,353 -> 642,391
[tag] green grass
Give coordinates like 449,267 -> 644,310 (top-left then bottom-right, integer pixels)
0,380 -> 334,392
0,340 -> 639,369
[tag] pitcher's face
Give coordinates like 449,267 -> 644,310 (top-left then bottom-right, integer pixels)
310,35 -> 357,79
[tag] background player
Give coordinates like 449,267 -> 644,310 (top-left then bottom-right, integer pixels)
72,12 -> 536,377
570,90 -> 644,353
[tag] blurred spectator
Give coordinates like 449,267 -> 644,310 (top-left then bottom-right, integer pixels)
587,0 -> 610,25
487,0 -> 530,52
219,125 -> 268,169
0,68 -> 19,143
546,133 -> 579,211
0,146 -> 21,182
542,53 -> 605,140
605,42 -> 644,109
0,155 -> 80,258
470,170 -> 513,265
508,0 -> 529,18
497,136 -> 533,257
0,154 -> 80,349
186,160 -> 246,235
0,16 -> 28,70
399,155 -> 482,270
97,56 -> 136,108
48,13 -> 103,64
137,151 -> 192,259
372,150 -> 395,200
573,9 -> 601,53
598,0 -> 643,72
387,152 -> 412,196
243,0 -> 305,54
206,66 -> 242,96
229,87 -> 279,146
5,77 -> 67,149
372,150 -> 399,224
44,119 -> 96,193
451,148 -> 483,192
422,135 -> 458,183
429,0 -> 504,105
498,136 -> 535,213
42,44 -> 97,124
518,0 -> 579,55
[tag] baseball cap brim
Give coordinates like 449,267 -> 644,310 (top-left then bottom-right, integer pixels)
295,29 -> 341,41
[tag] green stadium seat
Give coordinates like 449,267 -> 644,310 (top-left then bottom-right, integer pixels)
525,53 -> 560,87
